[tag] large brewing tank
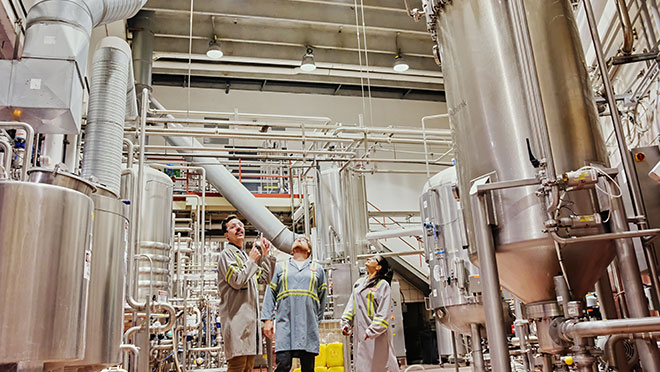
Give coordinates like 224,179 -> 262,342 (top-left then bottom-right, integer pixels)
0,171 -> 94,366
121,166 -> 174,301
65,187 -> 128,371
433,0 -> 615,304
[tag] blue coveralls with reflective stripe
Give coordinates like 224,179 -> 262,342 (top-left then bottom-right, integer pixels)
261,258 -> 328,354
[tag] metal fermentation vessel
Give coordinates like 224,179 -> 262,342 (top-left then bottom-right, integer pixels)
0,179 -> 93,366
122,166 -> 174,300
65,189 -> 129,371
433,0 -> 615,304
315,166 -> 369,264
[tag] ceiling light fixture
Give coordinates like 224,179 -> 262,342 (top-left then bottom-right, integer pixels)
392,32 -> 409,72
393,54 -> 409,72
300,47 -> 316,72
206,35 -> 223,59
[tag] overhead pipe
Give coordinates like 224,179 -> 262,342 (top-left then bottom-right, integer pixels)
146,116 -> 452,138
135,127 -> 452,146
365,226 -> 423,241
150,97 -> 296,253
81,37 -> 138,197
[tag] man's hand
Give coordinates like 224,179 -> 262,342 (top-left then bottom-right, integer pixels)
263,320 -> 274,340
248,242 -> 262,262
260,233 -> 272,256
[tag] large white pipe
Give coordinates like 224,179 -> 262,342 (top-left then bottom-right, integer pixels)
150,97 -> 295,253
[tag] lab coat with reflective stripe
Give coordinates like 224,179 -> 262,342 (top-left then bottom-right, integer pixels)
341,277 -> 399,372
261,258 -> 328,354
217,243 -> 276,360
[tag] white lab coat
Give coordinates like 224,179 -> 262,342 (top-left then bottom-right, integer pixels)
217,243 -> 275,360
341,277 -> 399,372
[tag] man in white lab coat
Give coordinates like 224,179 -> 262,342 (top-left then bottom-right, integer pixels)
217,215 -> 276,372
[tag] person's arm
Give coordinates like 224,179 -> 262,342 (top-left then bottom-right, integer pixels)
254,236 -> 276,284
261,263 -> 281,321
218,249 -> 259,290
365,281 -> 392,339
341,287 -> 356,334
261,262 -> 282,340
316,266 -> 328,324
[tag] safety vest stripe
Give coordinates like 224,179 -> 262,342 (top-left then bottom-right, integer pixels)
276,289 -> 320,303
269,282 -> 277,290
225,266 -> 235,282
342,312 -> 354,320
283,260 -> 289,290
373,316 -> 389,326
373,319 -> 389,328
308,261 -> 317,291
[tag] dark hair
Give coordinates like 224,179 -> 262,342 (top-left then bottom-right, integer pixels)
221,214 -> 239,234
366,256 -> 394,288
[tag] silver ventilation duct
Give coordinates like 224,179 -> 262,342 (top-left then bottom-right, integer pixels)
81,37 -> 137,197
150,97 -> 296,253
0,0 -> 146,133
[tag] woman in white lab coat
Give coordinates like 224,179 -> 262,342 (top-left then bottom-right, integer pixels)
341,255 -> 399,372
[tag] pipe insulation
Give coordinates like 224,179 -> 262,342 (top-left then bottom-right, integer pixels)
150,97 -> 295,253
82,37 -> 138,196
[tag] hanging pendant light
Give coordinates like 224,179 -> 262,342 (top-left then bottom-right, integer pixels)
300,47 -> 316,72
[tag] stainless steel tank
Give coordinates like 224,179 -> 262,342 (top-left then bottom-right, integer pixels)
65,188 -> 128,371
421,168 -> 511,335
315,166 -> 369,263
433,0 -> 615,303
121,166 -> 174,300
0,179 -> 93,366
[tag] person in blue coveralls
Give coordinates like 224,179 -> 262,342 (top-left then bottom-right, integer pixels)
261,236 -> 328,372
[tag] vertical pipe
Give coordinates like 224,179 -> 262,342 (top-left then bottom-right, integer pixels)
611,260 -> 630,317
638,0 -> 658,48
643,242 -> 660,311
450,330 -> 459,372
135,88 -> 149,305
41,134 -> 64,167
301,172 -> 311,237
470,324 -> 485,372
595,273 -> 633,372
610,191 -> 660,370
554,275 -> 572,316
583,0 -> 646,218
471,192 -> 511,372
541,354 -> 553,372
64,134 -> 79,171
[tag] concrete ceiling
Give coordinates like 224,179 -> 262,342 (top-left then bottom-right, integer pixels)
140,0 -> 445,100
